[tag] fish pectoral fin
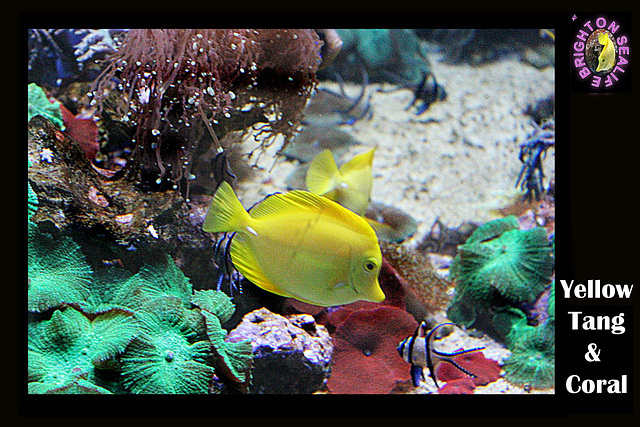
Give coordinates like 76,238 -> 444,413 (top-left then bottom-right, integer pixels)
230,234 -> 294,298
333,281 -> 348,290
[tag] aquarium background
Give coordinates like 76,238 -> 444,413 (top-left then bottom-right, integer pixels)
26,28 -> 555,397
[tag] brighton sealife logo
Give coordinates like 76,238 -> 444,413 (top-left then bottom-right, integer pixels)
571,13 -> 631,92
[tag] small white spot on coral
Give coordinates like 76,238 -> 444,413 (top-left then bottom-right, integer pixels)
115,213 -> 134,224
148,224 -> 159,239
40,148 -> 54,163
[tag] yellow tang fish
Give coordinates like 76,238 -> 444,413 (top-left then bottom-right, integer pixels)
305,148 -> 375,216
203,181 -> 385,307
596,32 -> 616,72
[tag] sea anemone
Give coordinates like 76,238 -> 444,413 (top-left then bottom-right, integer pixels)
90,29 -> 322,189
491,306 -> 529,346
27,160 -> 39,220
453,229 -> 552,305
547,281 -> 555,321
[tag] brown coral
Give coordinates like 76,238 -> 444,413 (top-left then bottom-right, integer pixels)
380,241 -> 453,319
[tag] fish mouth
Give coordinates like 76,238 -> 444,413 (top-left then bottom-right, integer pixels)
357,279 -> 386,303
350,279 -> 360,295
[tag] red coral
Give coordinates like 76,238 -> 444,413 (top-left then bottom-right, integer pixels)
437,376 -> 477,394
377,258 -> 408,309
60,104 -> 99,161
435,351 -> 501,388
326,306 -> 418,394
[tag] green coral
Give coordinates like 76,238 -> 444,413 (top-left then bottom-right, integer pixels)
547,280 -> 555,321
502,321 -> 555,389
192,290 -> 253,386
79,266 -> 134,314
446,216 -> 555,389
191,289 -> 236,321
447,216 -> 553,328
493,284 -> 555,390
120,296 -> 214,394
458,215 -> 520,245
107,263 -> 251,393
28,182 -> 38,220
491,306 -> 529,346
114,254 -> 193,310
27,234 -> 252,394
28,224 -> 93,313
333,29 -> 432,86
451,223 -> 553,305
28,82 -> 65,130
28,306 -> 139,394
28,158 -> 39,221
119,288 -> 252,394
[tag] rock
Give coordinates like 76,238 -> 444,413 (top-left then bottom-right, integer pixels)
27,115 -> 218,290
227,307 -> 333,394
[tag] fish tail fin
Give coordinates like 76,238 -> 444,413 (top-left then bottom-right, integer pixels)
598,32 -> 608,45
339,147 -> 376,177
203,181 -> 251,233
305,149 -> 340,196
339,147 -> 376,215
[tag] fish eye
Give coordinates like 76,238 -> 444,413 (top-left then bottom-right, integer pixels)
363,259 -> 377,272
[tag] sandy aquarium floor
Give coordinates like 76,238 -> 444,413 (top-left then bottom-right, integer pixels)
236,54 -> 554,243
233,53 -> 555,394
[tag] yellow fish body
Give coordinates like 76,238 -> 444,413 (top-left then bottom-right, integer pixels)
203,181 -> 385,307
596,32 -> 616,72
305,148 -> 375,216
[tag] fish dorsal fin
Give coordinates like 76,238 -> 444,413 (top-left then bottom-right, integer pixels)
229,233 -> 294,298
250,189 -> 373,236
305,149 -> 341,197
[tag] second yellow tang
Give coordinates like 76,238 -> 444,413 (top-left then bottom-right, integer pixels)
596,31 -> 616,72
305,148 -> 375,216
203,181 -> 386,307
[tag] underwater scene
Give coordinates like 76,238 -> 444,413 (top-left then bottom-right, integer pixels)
27,29 -> 555,395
